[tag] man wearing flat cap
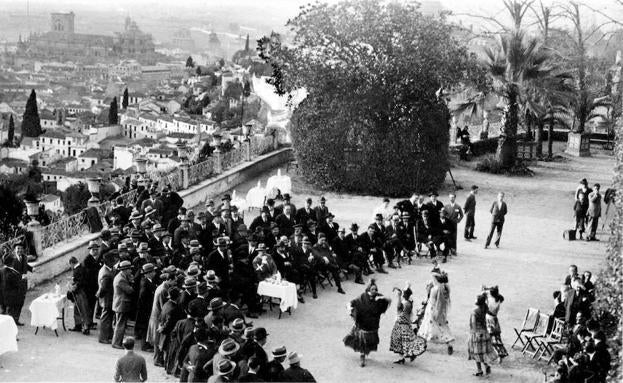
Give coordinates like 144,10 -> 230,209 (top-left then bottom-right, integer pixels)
135,263 -> 157,351
112,260 -> 135,349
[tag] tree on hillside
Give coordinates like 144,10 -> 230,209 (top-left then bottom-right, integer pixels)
224,80 -> 243,102
61,182 -> 91,215
22,89 -> 42,137
122,88 -> 129,109
108,97 -> 119,125
259,0 -> 469,195
186,56 -> 195,68
7,115 -> 15,147
196,66 -> 202,76
244,34 -> 250,52
0,184 -> 25,242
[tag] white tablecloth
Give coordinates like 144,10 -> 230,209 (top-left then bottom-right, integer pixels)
0,315 -> 18,355
257,281 -> 298,312
29,293 -> 67,330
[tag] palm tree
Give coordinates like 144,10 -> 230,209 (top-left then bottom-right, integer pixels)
484,30 -> 554,167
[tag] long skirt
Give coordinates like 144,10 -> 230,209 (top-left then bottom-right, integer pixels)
389,321 -> 427,357
467,329 -> 497,364
486,315 -> 508,358
343,326 -> 380,355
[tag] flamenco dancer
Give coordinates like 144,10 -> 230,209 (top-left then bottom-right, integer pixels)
389,282 -> 427,364
417,267 -> 455,355
468,293 -> 498,376
483,285 -> 508,361
344,279 -> 391,367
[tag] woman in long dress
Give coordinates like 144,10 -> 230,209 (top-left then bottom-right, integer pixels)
468,293 -> 498,376
343,279 -> 391,367
389,282 -> 427,364
417,268 -> 454,354
483,285 -> 508,361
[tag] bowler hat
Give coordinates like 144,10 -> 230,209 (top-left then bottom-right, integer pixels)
261,206 -> 270,214
350,223 -> 359,231
320,196 -> 326,202
242,327 -> 255,340
326,212 -> 335,219
253,327 -> 268,340
141,263 -> 155,274
428,190 -> 439,197
306,198 -> 312,204
283,193 -> 291,200
374,213 -> 383,220
269,222 -> 278,229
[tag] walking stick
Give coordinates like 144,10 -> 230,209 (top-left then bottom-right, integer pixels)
447,168 -> 462,191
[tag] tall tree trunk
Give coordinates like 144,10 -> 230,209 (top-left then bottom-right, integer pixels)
547,122 -> 554,158
535,120 -> 544,158
496,88 -> 518,168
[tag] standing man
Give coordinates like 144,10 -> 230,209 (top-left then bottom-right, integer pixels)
135,263 -> 157,351
463,185 -> 478,241
112,260 -> 135,349
485,192 -> 508,249
96,252 -> 115,344
586,183 -> 602,241
9,243 -> 33,326
442,193 -> 464,256
68,256 -> 93,335
114,337 -> 148,383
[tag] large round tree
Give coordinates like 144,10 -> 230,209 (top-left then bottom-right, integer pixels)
260,0 -> 469,196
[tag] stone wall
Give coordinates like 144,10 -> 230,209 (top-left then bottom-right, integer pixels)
28,147 -> 292,288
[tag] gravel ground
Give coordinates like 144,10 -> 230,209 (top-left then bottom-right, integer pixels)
1,144 -> 614,382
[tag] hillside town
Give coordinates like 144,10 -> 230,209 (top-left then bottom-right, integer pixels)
0,12 -> 276,219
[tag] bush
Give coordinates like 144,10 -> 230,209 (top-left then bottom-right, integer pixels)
475,154 -> 534,176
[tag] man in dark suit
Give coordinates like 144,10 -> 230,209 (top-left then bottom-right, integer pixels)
114,337 -> 148,382
112,260 -> 135,349
83,241 -> 101,319
485,192 -> 508,249
9,243 -> 33,326
0,254 -> 25,325
182,328 -> 217,383
135,263 -> 157,351
318,213 -> 339,242
266,346 -> 287,382
205,238 -> 232,290
280,352 -> 316,382
68,256 -> 93,335
314,196 -> 329,223
371,214 -> 387,244
247,327 -> 270,380
250,207 -> 273,239
384,214 -> 404,268
111,197 -> 132,227
266,198 -> 282,221
96,252 -> 115,344
295,198 -> 315,225
463,185 -> 478,240
442,193 -> 464,255
239,356 -> 265,382
331,228 -> 364,284
358,225 -> 386,273
275,205 -> 297,238
421,191 -> 444,227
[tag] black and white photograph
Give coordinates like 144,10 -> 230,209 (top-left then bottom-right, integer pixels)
0,0 -> 621,382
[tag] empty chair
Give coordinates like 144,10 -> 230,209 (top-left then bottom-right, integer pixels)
511,307 -> 540,350
522,313 -> 551,358
536,318 -> 567,363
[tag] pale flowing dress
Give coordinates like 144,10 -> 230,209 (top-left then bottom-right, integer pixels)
417,280 -> 454,344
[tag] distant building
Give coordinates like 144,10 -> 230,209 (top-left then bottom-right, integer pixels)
172,29 -> 195,52
19,13 -> 161,65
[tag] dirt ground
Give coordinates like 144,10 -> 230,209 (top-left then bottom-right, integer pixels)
0,143 -> 615,382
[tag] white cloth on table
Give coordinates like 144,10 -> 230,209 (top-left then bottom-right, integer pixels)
257,281 -> 298,312
0,315 -> 18,355
29,293 -> 67,330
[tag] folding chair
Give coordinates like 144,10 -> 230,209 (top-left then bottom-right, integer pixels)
536,318 -> 567,363
511,307 -> 540,349
522,313 -> 551,358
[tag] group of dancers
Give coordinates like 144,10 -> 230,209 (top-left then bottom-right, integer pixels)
342,264 -> 508,377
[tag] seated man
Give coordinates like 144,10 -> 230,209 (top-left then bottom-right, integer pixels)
398,211 -> 417,263
272,237 -> 304,302
310,233 -> 345,294
331,227 -> 364,284
252,244 -> 278,281
358,224 -> 387,273
344,223 -> 373,275
384,214 -> 405,268
417,210 -> 448,262
291,234 -> 315,301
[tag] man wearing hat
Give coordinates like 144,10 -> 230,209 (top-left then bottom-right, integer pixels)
111,196 -> 132,227
280,352 -> 316,382
247,327 -> 269,380
158,287 -> 185,374
205,200 -> 216,223
83,240 -> 101,320
252,243 -> 278,281
305,220 -> 319,246
181,328 -> 216,383
332,227 -> 364,284
250,207 -> 273,239
311,234 -> 345,294
230,206 -> 245,232
422,191 -> 444,227
264,222 -> 281,250
295,198 -> 315,226
135,263 -> 157,351
68,256 -> 93,335
266,346 -> 287,382
294,236 -> 318,298
442,193 -> 464,255
173,215 -> 191,250
282,193 -> 296,214
198,211 -> 216,253
359,224 -> 387,274
319,212 -> 339,242
463,185 -> 479,240
275,205 -> 297,238
168,207 -> 188,237
399,211 -> 417,262
384,214 -> 405,268
228,317 -> 246,344
265,198 -> 281,221
205,237 -> 232,290
179,276 -> 198,313
418,210 -> 444,260
314,196 -> 329,223
372,213 -> 387,244
208,359 -> 237,383
141,188 -> 163,221
112,260 -> 135,349
96,251 -> 116,344
211,338 -> 240,378
239,356 -> 264,382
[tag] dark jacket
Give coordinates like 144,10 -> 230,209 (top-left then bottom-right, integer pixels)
350,292 -> 390,331
274,213 -> 296,238
135,276 -> 156,329
280,365 -> 316,382
490,201 -> 508,224
205,249 -> 231,282
464,194 -> 477,215
0,265 -> 23,306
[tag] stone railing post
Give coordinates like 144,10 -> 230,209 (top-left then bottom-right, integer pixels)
214,149 -> 223,174
180,162 -> 190,189
244,139 -> 251,161
27,222 -> 44,259
273,134 -> 279,150
450,116 -> 458,145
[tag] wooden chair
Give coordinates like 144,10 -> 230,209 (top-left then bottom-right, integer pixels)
511,307 -> 540,349
522,313 -> 551,358
536,318 -> 567,363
